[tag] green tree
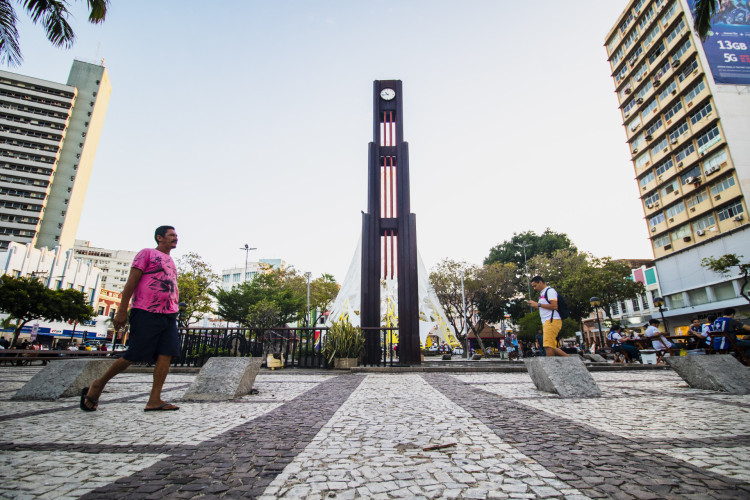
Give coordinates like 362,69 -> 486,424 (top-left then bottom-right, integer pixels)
517,311 -> 578,343
177,252 -> 220,327
587,257 -> 646,319
701,253 -> 750,304
0,275 -> 93,347
474,262 -> 520,324
0,275 -> 56,347
56,288 -> 95,341
213,267 -> 306,328
0,0 -> 110,67
429,259 -> 479,343
309,273 -> 339,324
484,229 -> 576,269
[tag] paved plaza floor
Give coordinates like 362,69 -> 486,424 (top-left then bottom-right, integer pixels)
1,365 -> 749,499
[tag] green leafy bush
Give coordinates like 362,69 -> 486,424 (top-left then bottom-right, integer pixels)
323,321 -> 364,363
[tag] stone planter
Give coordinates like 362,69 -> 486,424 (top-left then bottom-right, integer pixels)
334,357 -> 358,370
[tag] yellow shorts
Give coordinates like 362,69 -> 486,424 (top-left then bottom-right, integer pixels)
542,319 -> 563,348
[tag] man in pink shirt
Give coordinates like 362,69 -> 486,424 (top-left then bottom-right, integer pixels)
81,226 -> 181,412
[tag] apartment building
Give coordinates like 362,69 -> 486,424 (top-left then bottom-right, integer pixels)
220,259 -> 286,290
605,0 -> 750,326
0,60 -> 111,251
73,239 -> 137,293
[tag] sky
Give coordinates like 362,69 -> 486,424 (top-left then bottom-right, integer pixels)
11,0 -> 654,283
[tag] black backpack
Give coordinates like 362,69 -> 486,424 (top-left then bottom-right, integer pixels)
543,288 -> 571,320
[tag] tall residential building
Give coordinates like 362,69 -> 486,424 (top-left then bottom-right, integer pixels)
73,239 -> 137,293
0,60 -> 111,251
605,0 -> 750,326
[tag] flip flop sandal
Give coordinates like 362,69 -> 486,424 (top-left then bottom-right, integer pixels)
79,387 -> 98,412
144,403 -> 179,412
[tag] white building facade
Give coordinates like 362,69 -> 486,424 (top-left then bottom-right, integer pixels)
73,239 -> 137,293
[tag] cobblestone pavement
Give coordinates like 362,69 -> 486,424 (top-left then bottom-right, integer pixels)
1,366 -> 749,499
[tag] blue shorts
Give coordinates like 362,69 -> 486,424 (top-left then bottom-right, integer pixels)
124,309 -> 180,362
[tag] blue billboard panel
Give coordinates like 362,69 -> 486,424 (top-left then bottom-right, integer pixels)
688,0 -> 750,85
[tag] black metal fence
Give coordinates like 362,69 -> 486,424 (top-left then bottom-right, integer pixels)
174,326 -> 401,369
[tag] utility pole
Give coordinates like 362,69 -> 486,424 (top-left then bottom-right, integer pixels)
240,244 -> 257,283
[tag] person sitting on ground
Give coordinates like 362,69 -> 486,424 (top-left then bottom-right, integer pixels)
712,308 -> 750,357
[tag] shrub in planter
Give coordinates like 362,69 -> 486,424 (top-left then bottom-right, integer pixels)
323,320 -> 364,365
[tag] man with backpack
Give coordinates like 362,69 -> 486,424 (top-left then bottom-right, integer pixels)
527,276 -> 569,357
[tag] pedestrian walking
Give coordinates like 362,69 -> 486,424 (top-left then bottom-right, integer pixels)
527,276 -> 568,357
81,226 -> 181,412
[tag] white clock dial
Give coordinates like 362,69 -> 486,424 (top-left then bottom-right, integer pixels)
380,88 -> 396,100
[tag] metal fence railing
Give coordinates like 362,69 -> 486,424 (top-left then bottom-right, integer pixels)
175,325 -> 402,369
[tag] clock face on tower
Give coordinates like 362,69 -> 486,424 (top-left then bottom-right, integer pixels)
380,88 -> 396,100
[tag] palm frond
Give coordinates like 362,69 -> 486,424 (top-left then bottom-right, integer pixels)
22,0 -> 75,48
0,0 -> 22,66
86,0 -> 108,23
693,0 -> 720,41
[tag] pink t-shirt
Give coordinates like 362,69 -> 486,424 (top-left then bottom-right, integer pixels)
130,248 -> 179,314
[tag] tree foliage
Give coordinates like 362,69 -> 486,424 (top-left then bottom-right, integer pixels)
0,0 -> 110,67
516,311 -> 578,343
701,253 -> 750,304
429,259 -> 479,342
309,273 -> 339,324
177,252 -> 220,327
212,267 -> 307,328
0,275 -> 93,347
484,229 -> 576,269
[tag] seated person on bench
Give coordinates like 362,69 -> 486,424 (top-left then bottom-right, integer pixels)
645,319 -> 686,357
607,325 -> 640,362
712,308 -> 750,357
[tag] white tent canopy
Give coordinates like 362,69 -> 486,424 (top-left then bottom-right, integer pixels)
326,236 -> 460,348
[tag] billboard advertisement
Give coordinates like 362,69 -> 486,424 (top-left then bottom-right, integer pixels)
687,0 -> 750,85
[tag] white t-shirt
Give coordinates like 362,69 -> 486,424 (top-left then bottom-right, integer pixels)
645,324 -> 671,351
539,287 -> 559,322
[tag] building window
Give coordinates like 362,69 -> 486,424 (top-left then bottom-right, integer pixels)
703,148 -> 728,174
658,80 -> 677,102
696,124 -> 721,152
660,179 -> 680,198
668,120 -> 689,142
688,288 -> 709,306
650,213 -> 666,227
669,292 -> 685,309
663,100 -> 683,120
717,200 -> 744,221
690,101 -> 712,125
665,16 -> 686,44
665,202 -> 685,219
710,175 -> 736,197
641,98 -> 657,116
640,171 -> 655,188
693,213 -> 716,231
680,165 -> 701,185
677,58 -> 699,82
646,118 -> 663,137
670,224 -> 691,241
674,142 -> 695,163
636,153 -> 651,170
644,191 -> 660,206
713,282 -> 737,301
612,302 -> 619,315
686,190 -> 707,208
654,157 -> 674,177
632,298 -> 640,311
650,136 -> 668,157
684,79 -> 706,104
233,273 -> 241,282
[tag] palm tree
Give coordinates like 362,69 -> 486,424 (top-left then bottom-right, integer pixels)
693,0 -> 721,41
0,0 -> 109,67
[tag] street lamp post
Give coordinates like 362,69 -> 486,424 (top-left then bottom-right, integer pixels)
461,269 -> 468,360
590,297 -> 605,351
515,242 -> 533,310
653,296 -> 668,334
305,272 -> 312,327
239,244 -> 257,283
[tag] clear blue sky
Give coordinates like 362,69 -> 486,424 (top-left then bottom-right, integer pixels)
13,0 -> 652,281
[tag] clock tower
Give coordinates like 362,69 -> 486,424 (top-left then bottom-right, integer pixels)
361,80 -> 420,365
